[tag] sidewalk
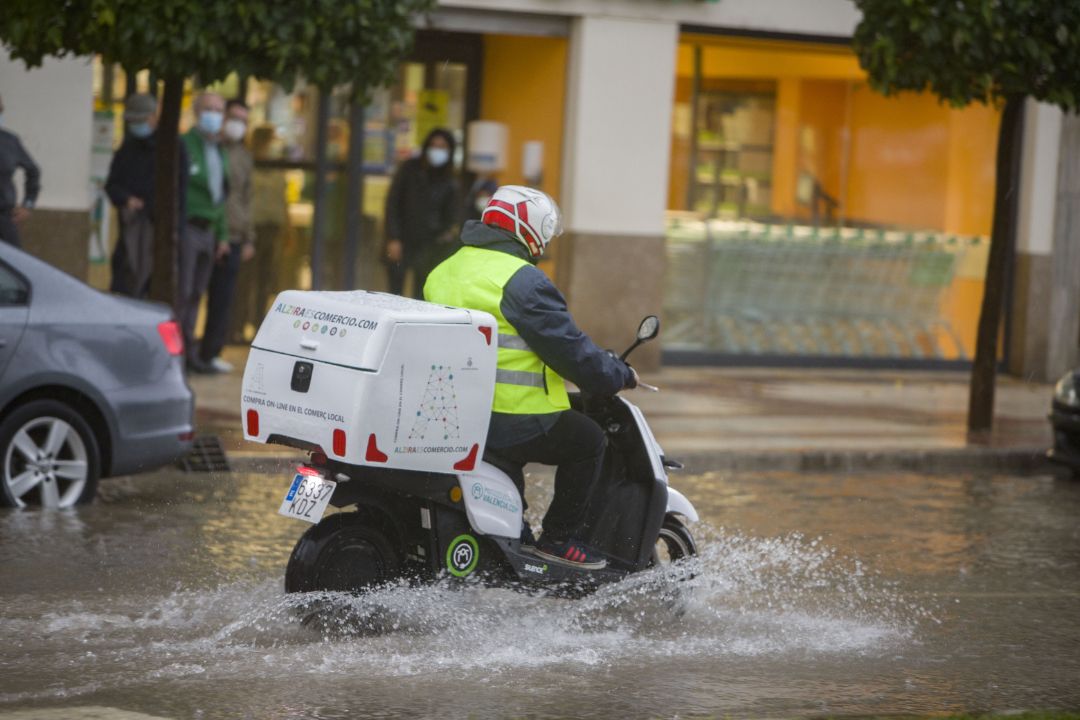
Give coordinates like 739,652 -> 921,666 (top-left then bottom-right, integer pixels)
192,345 -> 1056,473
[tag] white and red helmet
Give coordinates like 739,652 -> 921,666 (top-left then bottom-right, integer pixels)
480,185 -> 563,259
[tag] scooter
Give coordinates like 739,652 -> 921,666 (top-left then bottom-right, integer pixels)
271,316 -> 699,594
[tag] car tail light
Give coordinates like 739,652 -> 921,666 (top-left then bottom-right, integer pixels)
158,321 -> 184,356
246,409 -> 259,436
333,429 -> 346,456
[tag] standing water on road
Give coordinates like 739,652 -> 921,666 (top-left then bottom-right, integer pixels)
1,467 -> 1079,719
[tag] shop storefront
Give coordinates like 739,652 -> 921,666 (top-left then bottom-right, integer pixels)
664,33 -> 1000,366
91,27 -> 568,341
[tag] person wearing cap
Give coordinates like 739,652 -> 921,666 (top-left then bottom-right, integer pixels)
0,93 -> 42,248
104,92 -> 189,297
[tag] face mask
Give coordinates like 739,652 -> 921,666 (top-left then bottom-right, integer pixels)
129,122 -> 153,138
223,119 -> 247,142
426,146 -> 450,167
198,110 -> 224,136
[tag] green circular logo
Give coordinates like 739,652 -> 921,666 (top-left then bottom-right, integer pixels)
446,534 -> 479,577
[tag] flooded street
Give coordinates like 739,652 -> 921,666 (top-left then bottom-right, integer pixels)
2,465 -> 1079,719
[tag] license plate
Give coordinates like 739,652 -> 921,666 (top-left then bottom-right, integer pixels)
278,473 -> 336,524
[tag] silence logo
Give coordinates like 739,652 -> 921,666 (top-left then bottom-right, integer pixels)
408,364 -> 461,441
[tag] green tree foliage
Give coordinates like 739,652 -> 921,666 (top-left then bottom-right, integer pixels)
853,0 -> 1080,110
0,0 -> 432,305
852,0 -> 1080,433
0,0 -> 431,99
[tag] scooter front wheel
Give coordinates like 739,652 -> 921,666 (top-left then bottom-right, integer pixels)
285,512 -> 401,593
652,514 -> 697,566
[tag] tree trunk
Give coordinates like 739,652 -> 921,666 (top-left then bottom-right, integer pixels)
149,74 -> 183,311
967,95 -> 1025,434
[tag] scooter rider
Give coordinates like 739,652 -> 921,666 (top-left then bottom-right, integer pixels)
424,185 -> 637,570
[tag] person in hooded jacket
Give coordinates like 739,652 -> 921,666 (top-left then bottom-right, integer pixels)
104,93 -> 189,297
383,127 -> 460,298
423,185 -> 638,570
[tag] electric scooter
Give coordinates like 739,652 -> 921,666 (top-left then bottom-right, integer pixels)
270,316 -> 699,594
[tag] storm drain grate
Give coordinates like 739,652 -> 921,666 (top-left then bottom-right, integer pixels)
178,434 -> 231,473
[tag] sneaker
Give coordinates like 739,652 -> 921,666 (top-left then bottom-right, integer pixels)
529,537 -> 607,570
186,357 -> 214,375
209,357 -> 235,373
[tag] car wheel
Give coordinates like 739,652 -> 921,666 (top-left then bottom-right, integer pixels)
0,399 -> 101,509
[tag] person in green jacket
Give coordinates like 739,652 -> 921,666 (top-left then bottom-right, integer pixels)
179,92 -> 229,373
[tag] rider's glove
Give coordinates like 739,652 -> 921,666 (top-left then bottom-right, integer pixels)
624,363 -> 639,389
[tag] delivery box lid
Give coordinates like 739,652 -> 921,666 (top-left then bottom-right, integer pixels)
251,290 -> 477,371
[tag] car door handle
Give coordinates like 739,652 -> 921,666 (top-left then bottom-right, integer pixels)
300,339 -> 319,351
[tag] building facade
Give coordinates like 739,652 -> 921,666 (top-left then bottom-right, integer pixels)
1,0 -> 1074,377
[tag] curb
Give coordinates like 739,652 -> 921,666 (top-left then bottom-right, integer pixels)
672,446 -> 1055,474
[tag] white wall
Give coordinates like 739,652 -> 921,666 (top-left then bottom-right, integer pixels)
1016,99 -> 1062,256
441,0 -> 860,39
561,15 -> 678,235
0,53 -> 94,211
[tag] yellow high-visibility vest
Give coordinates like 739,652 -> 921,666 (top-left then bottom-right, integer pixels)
425,245 -> 571,415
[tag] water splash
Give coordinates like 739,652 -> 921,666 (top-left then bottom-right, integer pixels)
0,526 -> 924,704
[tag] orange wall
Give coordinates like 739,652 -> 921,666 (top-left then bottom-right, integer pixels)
673,36 -> 999,237
945,103 -> 1000,236
846,86 -> 951,230
480,35 -> 567,203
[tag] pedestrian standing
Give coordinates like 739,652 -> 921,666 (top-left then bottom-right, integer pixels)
232,125 -> 288,341
104,93 -> 190,297
179,92 -> 229,374
0,93 -> 41,248
198,99 -> 253,374
383,127 -> 460,298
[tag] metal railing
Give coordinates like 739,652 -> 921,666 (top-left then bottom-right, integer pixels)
663,219 -> 983,359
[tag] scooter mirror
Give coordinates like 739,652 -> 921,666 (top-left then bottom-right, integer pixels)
637,315 -> 660,342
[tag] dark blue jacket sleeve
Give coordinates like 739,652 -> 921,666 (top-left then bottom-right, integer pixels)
501,265 -> 633,395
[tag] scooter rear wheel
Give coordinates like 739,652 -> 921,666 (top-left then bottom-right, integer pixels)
285,512 -> 401,593
652,514 -> 697,565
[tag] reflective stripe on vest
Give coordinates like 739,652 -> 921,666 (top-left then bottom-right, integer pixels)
424,245 -> 570,415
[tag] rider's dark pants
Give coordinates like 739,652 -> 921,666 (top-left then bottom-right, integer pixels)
487,409 -> 607,542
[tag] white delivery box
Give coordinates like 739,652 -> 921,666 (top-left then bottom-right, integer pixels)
241,290 -> 497,473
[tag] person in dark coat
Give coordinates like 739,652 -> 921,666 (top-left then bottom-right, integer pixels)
424,186 -> 638,570
383,127 -> 460,298
0,93 -> 41,249
104,93 -> 189,297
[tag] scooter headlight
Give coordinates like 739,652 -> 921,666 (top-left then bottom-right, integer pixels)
1053,371 -> 1080,407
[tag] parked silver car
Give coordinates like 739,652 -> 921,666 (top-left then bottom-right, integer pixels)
0,244 -> 193,508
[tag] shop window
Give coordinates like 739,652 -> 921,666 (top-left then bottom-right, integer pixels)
665,35 -> 999,364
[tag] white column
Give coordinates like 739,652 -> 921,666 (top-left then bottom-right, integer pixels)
560,15 -> 678,236
1016,99 -> 1062,256
0,53 -> 95,211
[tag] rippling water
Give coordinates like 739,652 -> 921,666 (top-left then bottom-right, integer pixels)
1,468 -> 1078,719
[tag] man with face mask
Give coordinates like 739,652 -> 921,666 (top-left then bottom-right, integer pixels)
104,93 -> 190,297
0,93 -> 41,248
180,91 -> 229,373
198,98 -> 254,374
383,127 -> 461,298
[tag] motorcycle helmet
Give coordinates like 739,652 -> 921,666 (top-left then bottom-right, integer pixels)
480,185 -> 563,259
